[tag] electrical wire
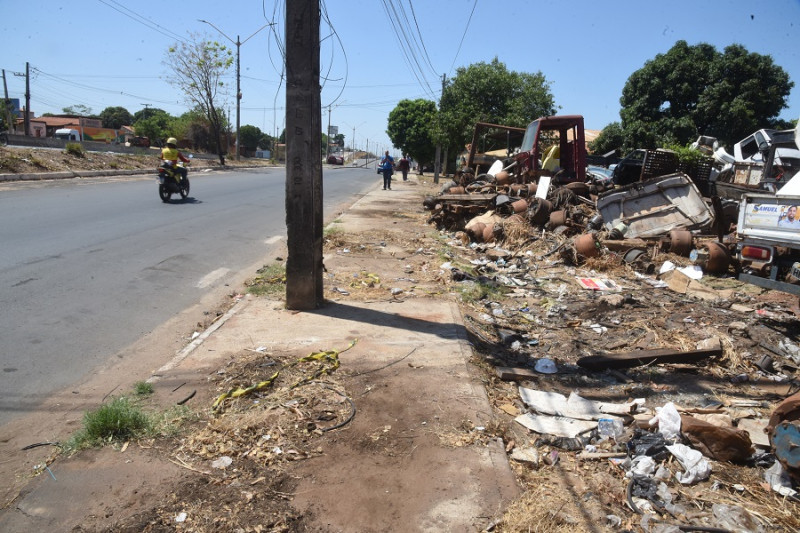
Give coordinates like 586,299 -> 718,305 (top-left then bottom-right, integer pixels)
97,0 -> 187,44
449,0 -> 479,74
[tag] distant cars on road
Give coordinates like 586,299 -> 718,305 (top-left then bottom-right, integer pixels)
327,154 -> 344,165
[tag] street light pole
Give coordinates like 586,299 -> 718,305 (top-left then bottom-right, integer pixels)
199,20 -> 272,161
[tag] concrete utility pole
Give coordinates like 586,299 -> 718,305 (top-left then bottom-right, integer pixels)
24,62 -> 30,136
285,0 -> 323,309
2,70 -> 13,132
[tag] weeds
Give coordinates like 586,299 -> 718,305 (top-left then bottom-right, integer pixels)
64,142 -> 85,157
246,263 -> 286,297
134,381 -> 154,395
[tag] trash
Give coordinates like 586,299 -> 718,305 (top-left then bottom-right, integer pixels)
679,414 -> 754,462
515,413 -> 596,438
597,418 -> 625,440
665,443 -> 711,484
175,512 -> 188,523
649,402 -> 681,441
628,456 -> 656,477
627,429 -> 670,462
575,277 -> 621,291
518,388 -> 642,419
510,447 -> 540,467
211,456 -> 233,469
534,358 -> 557,374
764,461 -> 798,497
711,503 -> 766,533
578,342 -> 722,370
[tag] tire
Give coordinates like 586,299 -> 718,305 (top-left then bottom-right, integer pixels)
158,184 -> 171,203
179,179 -> 190,200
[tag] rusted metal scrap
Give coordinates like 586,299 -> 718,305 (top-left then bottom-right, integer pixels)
577,345 -> 722,370
767,391 -> 800,481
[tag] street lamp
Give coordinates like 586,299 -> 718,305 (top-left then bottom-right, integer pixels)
199,19 -> 272,161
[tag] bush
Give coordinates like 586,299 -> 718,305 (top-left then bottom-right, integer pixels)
65,142 -> 85,158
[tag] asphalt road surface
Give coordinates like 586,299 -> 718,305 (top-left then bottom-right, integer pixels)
0,165 -> 377,426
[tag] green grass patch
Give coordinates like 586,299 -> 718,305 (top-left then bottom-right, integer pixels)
456,278 -> 508,304
75,396 -> 150,446
134,381 -> 154,396
64,142 -> 85,157
246,263 -> 286,297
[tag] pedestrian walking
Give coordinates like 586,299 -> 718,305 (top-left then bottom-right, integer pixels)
398,154 -> 410,181
380,150 -> 394,190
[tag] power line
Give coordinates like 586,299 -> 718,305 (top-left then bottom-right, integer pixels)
97,0 -> 187,44
449,0 -> 479,74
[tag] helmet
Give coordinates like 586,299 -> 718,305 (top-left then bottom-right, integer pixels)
166,137 -> 178,146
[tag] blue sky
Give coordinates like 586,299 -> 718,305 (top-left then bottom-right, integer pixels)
3,0 -> 799,154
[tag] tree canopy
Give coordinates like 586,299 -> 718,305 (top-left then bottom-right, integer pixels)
618,40 -> 793,151
439,58 -> 555,155
132,109 -> 172,143
99,106 -> 133,129
165,34 -> 234,164
386,98 -> 438,167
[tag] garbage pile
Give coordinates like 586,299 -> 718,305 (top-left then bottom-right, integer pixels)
422,161 -> 800,530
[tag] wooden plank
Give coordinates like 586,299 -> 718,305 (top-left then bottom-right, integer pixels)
495,366 -> 539,381
577,346 -> 722,370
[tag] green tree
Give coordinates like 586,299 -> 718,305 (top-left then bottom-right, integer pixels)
133,109 -> 172,143
387,98 -> 437,169
619,40 -> 793,150
439,58 -> 556,157
99,106 -> 133,129
62,104 -> 95,117
239,124 -> 263,152
165,34 -> 234,165
589,122 -> 625,156
133,107 -> 167,123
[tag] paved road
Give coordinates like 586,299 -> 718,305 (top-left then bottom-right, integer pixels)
0,165 -> 377,425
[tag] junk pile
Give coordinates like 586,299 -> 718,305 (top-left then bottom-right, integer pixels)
422,139 -> 800,529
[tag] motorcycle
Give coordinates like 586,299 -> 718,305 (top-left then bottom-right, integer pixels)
157,160 -> 190,202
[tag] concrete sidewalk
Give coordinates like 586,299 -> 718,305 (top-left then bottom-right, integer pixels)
165,176 -> 519,530
0,174 -> 519,531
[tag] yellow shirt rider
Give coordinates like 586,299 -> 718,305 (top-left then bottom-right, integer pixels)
160,137 -> 189,182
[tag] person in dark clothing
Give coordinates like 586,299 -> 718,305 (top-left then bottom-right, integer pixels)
398,154 -> 410,181
380,150 -> 394,190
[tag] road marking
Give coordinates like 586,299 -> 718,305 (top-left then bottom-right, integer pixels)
196,267 -> 230,288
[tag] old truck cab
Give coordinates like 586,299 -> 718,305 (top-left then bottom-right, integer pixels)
515,115 -> 586,183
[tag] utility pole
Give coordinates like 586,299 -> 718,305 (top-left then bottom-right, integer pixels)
285,0 -> 323,309
326,105 -> 331,160
140,103 -> 150,120
24,62 -> 30,136
434,73 -> 446,183
2,70 -> 13,133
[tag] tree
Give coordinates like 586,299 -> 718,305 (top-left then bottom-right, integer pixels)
239,124 -> 263,152
619,40 -> 793,151
439,58 -> 555,157
62,104 -> 94,117
133,107 -> 167,123
589,122 -> 625,156
99,106 -> 133,129
387,98 -> 437,168
132,109 -> 172,143
165,34 -> 234,165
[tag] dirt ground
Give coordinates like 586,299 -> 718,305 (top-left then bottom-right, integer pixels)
0,144 -> 272,175
2,157 -> 800,532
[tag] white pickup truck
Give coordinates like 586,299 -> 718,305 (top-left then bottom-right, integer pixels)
736,177 -> 800,296
735,124 -> 800,296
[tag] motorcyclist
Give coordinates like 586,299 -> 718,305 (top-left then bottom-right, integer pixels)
160,137 -> 189,183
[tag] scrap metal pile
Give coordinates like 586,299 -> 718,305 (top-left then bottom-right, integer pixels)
421,128 -> 800,529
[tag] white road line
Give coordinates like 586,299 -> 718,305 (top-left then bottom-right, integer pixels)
196,267 -> 230,288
